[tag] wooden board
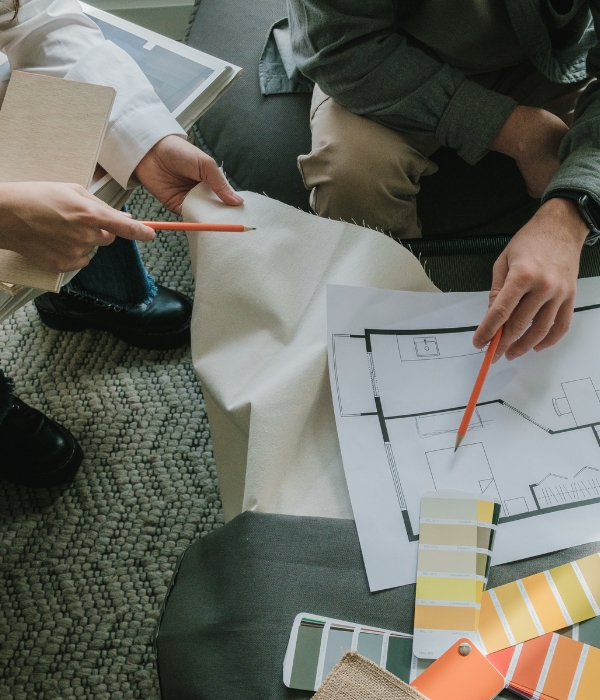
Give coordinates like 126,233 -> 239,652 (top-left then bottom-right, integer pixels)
0,281 -> 25,297
0,71 -> 115,289
0,71 -> 115,187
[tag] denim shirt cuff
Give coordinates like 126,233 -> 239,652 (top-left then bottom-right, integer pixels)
436,79 -> 518,165
259,18 -> 314,96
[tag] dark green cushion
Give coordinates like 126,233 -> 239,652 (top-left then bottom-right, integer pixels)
186,0 -> 312,211
155,511 -> 600,700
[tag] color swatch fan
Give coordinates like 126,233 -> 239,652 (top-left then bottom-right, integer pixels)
413,490 -> 501,659
488,632 -> 600,700
479,553 -> 600,654
283,613 -> 413,691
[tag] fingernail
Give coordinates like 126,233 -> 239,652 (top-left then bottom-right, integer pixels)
232,193 -> 244,204
492,353 -> 500,363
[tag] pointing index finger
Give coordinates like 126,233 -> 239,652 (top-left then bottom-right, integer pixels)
103,210 -> 156,241
473,272 -> 531,350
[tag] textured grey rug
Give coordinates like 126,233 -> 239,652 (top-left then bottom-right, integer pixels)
0,189 -> 221,700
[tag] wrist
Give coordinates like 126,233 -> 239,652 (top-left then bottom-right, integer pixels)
538,197 -> 589,245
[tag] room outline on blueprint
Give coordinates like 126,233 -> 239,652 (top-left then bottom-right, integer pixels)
331,304 -> 600,545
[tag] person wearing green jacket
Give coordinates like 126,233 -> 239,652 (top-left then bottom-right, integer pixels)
283,0 -> 600,362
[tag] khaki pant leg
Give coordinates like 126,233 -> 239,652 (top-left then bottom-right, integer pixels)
298,85 -> 439,239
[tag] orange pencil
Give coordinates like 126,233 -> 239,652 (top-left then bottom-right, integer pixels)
454,326 -> 503,451
140,221 -> 255,232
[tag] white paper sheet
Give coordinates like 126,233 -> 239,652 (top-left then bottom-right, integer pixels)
327,279 -> 600,591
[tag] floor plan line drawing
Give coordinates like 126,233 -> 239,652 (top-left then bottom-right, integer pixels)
331,302 -> 600,544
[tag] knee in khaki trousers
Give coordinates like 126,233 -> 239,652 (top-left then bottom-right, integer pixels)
298,65 -> 589,239
298,85 -> 438,239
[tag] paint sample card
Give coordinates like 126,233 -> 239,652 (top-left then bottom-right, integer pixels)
488,632 -> 600,700
413,490 -> 501,659
283,613 -> 413,691
410,654 -> 434,682
479,553 -> 600,654
412,638 -> 506,700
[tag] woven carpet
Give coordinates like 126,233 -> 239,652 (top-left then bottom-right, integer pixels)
0,189 -> 222,700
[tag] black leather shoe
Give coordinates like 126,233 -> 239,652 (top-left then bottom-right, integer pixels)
34,285 -> 192,350
0,397 -> 83,488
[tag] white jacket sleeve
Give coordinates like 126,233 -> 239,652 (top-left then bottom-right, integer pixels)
0,0 -> 186,189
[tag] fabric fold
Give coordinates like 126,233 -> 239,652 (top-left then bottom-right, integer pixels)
183,183 -> 438,522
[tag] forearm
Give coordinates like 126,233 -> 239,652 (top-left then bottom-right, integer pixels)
541,0 -> 600,203
288,0 -> 516,164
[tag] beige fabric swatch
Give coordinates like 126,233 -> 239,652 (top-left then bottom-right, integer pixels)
183,184 -> 438,522
315,652 -> 428,700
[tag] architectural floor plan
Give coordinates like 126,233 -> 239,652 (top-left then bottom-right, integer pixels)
328,281 -> 600,591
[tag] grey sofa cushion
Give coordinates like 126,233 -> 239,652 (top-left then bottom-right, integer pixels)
185,0 -> 535,236
186,0 -> 312,211
155,511 -> 600,700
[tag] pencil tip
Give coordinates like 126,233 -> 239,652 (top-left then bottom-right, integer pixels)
244,226 -> 256,231
454,435 -> 464,451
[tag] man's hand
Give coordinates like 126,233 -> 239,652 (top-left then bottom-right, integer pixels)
473,198 -> 588,361
490,105 -> 569,198
134,135 -> 243,214
0,182 -> 156,273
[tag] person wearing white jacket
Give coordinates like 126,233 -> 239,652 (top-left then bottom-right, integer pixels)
0,0 -> 243,488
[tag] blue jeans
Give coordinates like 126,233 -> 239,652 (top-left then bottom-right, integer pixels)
0,238 -> 157,422
64,237 -> 157,310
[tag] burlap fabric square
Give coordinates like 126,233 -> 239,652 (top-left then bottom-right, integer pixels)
313,652 -> 429,700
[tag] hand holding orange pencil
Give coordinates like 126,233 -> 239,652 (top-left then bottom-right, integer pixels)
454,326 -> 503,451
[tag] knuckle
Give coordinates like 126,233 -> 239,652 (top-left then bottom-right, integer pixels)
515,265 -> 536,283
77,206 -> 99,227
537,277 -> 554,295
511,319 -> 530,335
55,259 -> 77,273
553,320 -> 571,337
491,302 -> 512,323
535,323 -> 553,338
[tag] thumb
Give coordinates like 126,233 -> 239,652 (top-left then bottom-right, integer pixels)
201,158 -> 244,206
472,253 -> 509,350
488,253 -> 509,308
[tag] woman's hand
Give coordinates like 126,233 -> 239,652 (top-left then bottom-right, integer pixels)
134,135 -> 243,214
473,198 -> 588,360
0,181 -> 156,272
